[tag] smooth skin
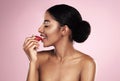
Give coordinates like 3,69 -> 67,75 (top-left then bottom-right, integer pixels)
23,12 -> 96,81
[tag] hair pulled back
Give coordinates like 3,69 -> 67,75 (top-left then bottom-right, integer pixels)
47,4 -> 91,43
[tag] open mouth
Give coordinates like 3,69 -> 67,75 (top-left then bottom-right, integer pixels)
40,34 -> 47,41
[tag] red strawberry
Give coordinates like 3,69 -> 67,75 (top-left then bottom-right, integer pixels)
34,36 -> 42,41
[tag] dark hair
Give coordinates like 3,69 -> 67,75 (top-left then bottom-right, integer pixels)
47,4 -> 91,43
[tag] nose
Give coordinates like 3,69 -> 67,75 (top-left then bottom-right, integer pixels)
38,25 -> 44,33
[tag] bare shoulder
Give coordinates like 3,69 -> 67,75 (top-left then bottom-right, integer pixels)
77,51 -> 96,68
77,52 -> 96,81
37,49 -> 54,65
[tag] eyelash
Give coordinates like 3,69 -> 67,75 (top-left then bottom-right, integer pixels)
44,25 -> 49,27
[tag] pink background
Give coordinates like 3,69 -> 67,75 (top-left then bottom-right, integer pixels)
0,0 -> 120,81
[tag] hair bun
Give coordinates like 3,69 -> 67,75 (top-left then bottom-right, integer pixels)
72,20 -> 91,43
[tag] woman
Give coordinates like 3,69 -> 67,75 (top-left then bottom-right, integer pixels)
23,4 -> 96,81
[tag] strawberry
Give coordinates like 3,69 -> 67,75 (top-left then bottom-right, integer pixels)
34,36 -> 42,41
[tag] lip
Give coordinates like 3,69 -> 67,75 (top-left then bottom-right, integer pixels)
40,34 -> 47,41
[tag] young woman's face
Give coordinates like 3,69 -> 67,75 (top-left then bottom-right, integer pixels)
38,12 -> 63,47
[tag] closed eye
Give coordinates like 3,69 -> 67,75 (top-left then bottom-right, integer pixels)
44,25 -> 49,27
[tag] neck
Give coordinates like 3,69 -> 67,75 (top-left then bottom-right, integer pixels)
53,39 -> 75,62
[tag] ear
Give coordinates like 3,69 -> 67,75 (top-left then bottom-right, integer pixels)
60,25 -> 71,36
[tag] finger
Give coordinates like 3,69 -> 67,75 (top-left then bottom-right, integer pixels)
23,36 -> 38,48
24,35 -> 36,45
28,42 -> 39,50
24,41 -> 39,51
24,39 -> 38,48
30,43 -> 39,50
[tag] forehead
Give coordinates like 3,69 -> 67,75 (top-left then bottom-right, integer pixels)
44,12 -> 58,24
44,12 -> 54,21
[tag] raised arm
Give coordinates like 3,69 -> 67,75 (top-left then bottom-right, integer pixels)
23,36 -> 40,81
80,58 -> 96,81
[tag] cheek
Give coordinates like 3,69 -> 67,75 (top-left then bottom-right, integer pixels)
47,26 -> 61,36
43,27 -> 61,47
47,26 -> 62,42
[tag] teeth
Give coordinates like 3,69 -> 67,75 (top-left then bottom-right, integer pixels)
40,34 -> 47,39
42,37 -> 45,39
40,36 -> 47,39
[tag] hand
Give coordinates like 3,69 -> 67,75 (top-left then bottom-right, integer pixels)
23,35 -> 40,62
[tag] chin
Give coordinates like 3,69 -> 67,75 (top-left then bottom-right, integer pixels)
43,43 -> 53,47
